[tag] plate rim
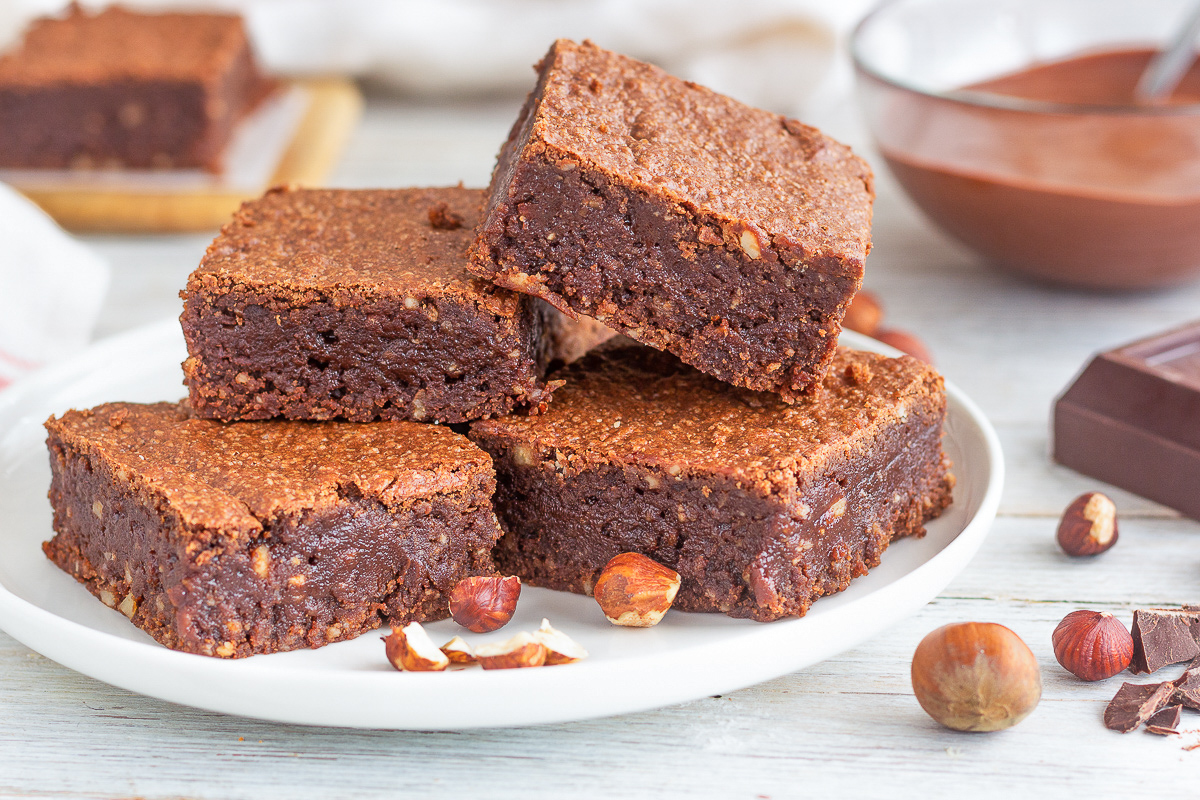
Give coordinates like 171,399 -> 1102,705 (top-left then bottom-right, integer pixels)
0,319 -> 1004,729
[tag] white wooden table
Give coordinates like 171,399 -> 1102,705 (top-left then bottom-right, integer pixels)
4,91 -> 1200,798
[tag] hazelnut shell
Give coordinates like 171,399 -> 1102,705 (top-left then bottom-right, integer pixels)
448,575 -> 521,633
1056,492 -> 1118,556
593,552 -> 681,627
876,329 -> 933,364
843,290 -> 883,337
911,621 -> 1042,732
1051,610 -> 1133,681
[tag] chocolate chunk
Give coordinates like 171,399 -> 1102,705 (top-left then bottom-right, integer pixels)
1144,704 -> 1183,735
1145,726 -> 1180,736
1054,320 -> 1200,522
1104,681 -> 1176,732
1172,669 -> 1200,711
1130,608 -> 1200,674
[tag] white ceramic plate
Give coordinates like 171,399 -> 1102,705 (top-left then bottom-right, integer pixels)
0,320 -> 1003,730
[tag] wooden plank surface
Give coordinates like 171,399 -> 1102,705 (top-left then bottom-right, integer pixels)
4,92 -> 1200,798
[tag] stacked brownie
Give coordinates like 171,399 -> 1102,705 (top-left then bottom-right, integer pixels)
466,40 -> 950,620
44,185 -> 609,658
470,40 -> 874,400
43,38 -> 953,657
45,403 -> 501,657
472,344 -> 952,621
181,186 -> 592,424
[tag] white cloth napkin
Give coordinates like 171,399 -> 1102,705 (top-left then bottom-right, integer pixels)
0,0 -> 875,117
0,183 -> 109,390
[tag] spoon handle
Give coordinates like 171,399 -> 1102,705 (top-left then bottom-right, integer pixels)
1135,2 -> 1200,101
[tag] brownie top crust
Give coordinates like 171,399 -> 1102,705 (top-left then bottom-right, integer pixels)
0,6 -> 252,85
192,186 -> 520,315
522,39 -> 874,269
471,343 -> 944,495
46,402 -> 492,536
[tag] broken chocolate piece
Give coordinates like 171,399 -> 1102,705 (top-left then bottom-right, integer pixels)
1104,681 -> 1176,732
1145,704 -> 1183,734
1145,726 -> 1180,736
1130,608 -> 1200,674
1172,669 -> 1200,711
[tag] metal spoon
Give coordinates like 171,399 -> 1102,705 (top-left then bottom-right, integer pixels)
1135,1 -> 1200,102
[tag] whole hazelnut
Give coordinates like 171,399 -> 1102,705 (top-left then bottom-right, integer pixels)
1051,610 -> 1132,681
1056,492 -> 1118,556
876,329 -> 933,364
594,552 -> 681,627
448,575 -> 521,633
911,622 -> 1042,732
843,290 -> 884,337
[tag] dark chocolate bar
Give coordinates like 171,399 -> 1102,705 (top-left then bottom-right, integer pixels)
1054,320 -> 1200,521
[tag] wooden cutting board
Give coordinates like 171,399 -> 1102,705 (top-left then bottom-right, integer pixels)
15,78 -> 362,233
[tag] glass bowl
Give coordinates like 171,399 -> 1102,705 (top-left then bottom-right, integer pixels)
851,0 -> 1200,290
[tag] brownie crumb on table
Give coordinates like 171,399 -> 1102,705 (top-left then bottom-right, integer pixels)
0,5 -> 275,172
43,402 -> 504,658
469,39 -> 875,402
181,186 -> 612,424
470,342 -> 953,622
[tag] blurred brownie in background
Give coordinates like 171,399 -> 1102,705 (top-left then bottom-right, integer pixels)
0,5 -> 276,172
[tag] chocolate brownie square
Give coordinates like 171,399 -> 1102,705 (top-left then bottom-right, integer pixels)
469,39 -> 875,401
470,343 -> 953,622
43,402 -> 503,658
182,186 -> 610,424
0,5 -> 275,172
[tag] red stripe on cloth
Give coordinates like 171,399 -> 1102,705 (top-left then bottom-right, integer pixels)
0,348 -> 40,370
